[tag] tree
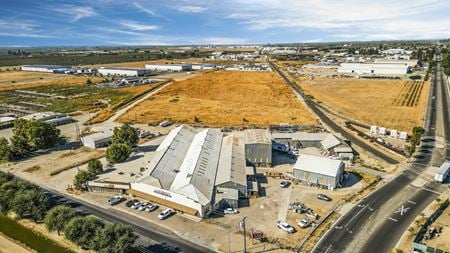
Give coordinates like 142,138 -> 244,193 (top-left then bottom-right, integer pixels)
85,78 -> 93,85
93,223 -> 137,253
87,158 -> 103,175
0,137 -> 11,161
106,143 -> 131,164
10,189 -> 50,221
45,205 -> 77,235
73,170 -> 95,190
64,216 -> 103,250
112,123 -> 139,147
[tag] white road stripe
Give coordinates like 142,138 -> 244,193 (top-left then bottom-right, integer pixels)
408,200 -> 417,205
421,187 -> 442,195
389,217 -> 398,222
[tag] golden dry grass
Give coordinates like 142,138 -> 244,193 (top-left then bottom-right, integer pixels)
299,77 -> 430,132
0,71 -> 58,84
119,71 -> 317,126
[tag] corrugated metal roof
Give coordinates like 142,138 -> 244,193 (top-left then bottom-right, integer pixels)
245,129 -> 271,144
437,162 -> 450,175
294,154 -> 344,178
216,135 -> 247,187
321,134 -> 341,150
81,129 -> 113,142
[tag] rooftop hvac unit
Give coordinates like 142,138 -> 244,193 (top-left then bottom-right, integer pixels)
390,130 -> 398,138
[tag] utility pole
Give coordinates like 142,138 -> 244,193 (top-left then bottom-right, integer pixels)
240,216 -> 247,253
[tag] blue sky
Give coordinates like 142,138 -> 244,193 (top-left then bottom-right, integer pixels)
1,0 -> 450,47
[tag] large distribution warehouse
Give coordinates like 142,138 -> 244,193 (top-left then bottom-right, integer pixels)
145,63 -> 192,72
98,67 -> 152,77
21,65 -> 72,73
129,125 -> 250,218
338,62 -> 410,75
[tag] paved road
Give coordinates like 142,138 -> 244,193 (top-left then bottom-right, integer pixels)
38,185 -> 211,253
270,62 -> 399,164
312,57 -> 449,253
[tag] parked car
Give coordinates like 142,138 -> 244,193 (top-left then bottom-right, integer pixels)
107,196 -> 123,205
145,203 -> 158,212
158,208 -> 174,220
138,202 -> 150,211
131,201 -> 143,209
224,208 -> 239,214
280,180 -> 290,188
298,218 -> 312,228
317,194 -> 332,202
277,220 -> 295,233
125,199 -> 139,207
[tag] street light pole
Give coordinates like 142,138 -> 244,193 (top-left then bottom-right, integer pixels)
240,216 -> 247,253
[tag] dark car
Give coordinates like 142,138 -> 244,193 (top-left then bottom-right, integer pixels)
317,194 -> 332,201
125,199 -> 139,207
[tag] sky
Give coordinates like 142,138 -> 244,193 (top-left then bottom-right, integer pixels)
1,0 -> 450,47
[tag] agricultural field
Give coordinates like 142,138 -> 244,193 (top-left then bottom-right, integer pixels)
118,71 -> 317,126
298,77 -> 429,132
0,71 -> 160,114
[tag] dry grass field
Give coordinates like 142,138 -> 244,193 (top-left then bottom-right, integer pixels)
118,71 -> 317,126
299,77 -> 430,132
0,71 -> 58,84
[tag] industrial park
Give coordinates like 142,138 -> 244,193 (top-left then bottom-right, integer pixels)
1,1 -> 450,253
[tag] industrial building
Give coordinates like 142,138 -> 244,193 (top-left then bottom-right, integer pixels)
435,162 -> 450,183
21,65 -> 73,73
20,112 -> 72,125
374,59 -> 418,67
81,130 -> 113,149
129,125 -> 250,218
191,63 -> 216,70
0,116 -> 16,128
293,154 -> 345,190
145,63 -> 192,72
245,129 -> 272,166
338,63 -> 410,75
98,67 -> 152,77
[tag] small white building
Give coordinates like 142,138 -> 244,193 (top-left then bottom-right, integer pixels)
338,63 -> 410,75
390,130 -> 398,138
98,67 -> 152,77
399,131 -> 408,140
370,125 -> 378,134
81,130 -> 113,149
435,162 -> 450,183
293,154 -> 345,190
145,63 -> 192,72
379,127 -> 387,135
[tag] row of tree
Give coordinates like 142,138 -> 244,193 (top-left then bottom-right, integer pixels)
0,172 -> 137,253
0,119 -> 61,161
406,126 -> 425,156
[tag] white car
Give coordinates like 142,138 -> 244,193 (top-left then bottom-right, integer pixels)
131,201 -> 142,209
107,196 -> 123,205
298,218 -> 312,228
224,208 -> 239,214
145,203 -> 158,212
158,208 -> 174,220
138,202 -> 150,211
277,220 -> 295,233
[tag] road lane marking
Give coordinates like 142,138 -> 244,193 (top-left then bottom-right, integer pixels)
395,205 -> 410,216
334,226 -> 343,230
421,187 -> 442,195
368,206 -> 374,211
407,200 -> 416,205
389,217 -> 398,222
344,204 -> 367,228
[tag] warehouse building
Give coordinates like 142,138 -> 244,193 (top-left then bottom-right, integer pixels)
81,130 -> 113,149
129,125 -> 249,218
338,63 -> 410,75
98,67 -> 152,77
374,59 -> 418,67
192,63 -> 216,70
145,63 -> 192,72
245,129 -> 272,167
21,112 -> 73,125
21,65 -> 73,73
293,154 -> 345,190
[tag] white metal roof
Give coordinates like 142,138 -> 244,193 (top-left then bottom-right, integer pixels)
0,116 -> 16,123
216,135 -> 246,187
321,134 -> 342,150
271,132 -> 342,142
437,162 -> 450,175
294,154 -> 344,178
245,129 -> 271,144
81,129 -> 113,142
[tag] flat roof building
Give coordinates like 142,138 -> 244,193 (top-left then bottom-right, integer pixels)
293,154 -> 345,190
338,63 -> 410,75
20,112 -> 72,125
21,65 -> 72,73
129,125 -> 249,218
81,130 -> 113,149
145,63 -> 192,72
98,67 -> 152,77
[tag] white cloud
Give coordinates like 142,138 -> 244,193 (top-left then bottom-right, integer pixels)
0,19 -> 52,38
53,5 -> 97,22
173,5 -> 208,13
120,20 -> 159,31
133,2 -> 156,16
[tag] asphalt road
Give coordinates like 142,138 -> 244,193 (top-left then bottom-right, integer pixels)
38,186 -> 211,253
270,62 -> 399,164
312,58 -> 449,253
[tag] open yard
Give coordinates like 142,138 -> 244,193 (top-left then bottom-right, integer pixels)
118,71 -> 317,126
298,77 -> 430,132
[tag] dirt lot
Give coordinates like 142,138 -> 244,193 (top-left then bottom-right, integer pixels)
298,77 -> 430,132
0,234 -> 32,253
425,201 -> 450,250
118,71 -> 317,126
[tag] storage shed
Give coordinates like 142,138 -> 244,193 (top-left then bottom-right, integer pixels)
81,130 -> 113,149
245,129 -> 272,167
